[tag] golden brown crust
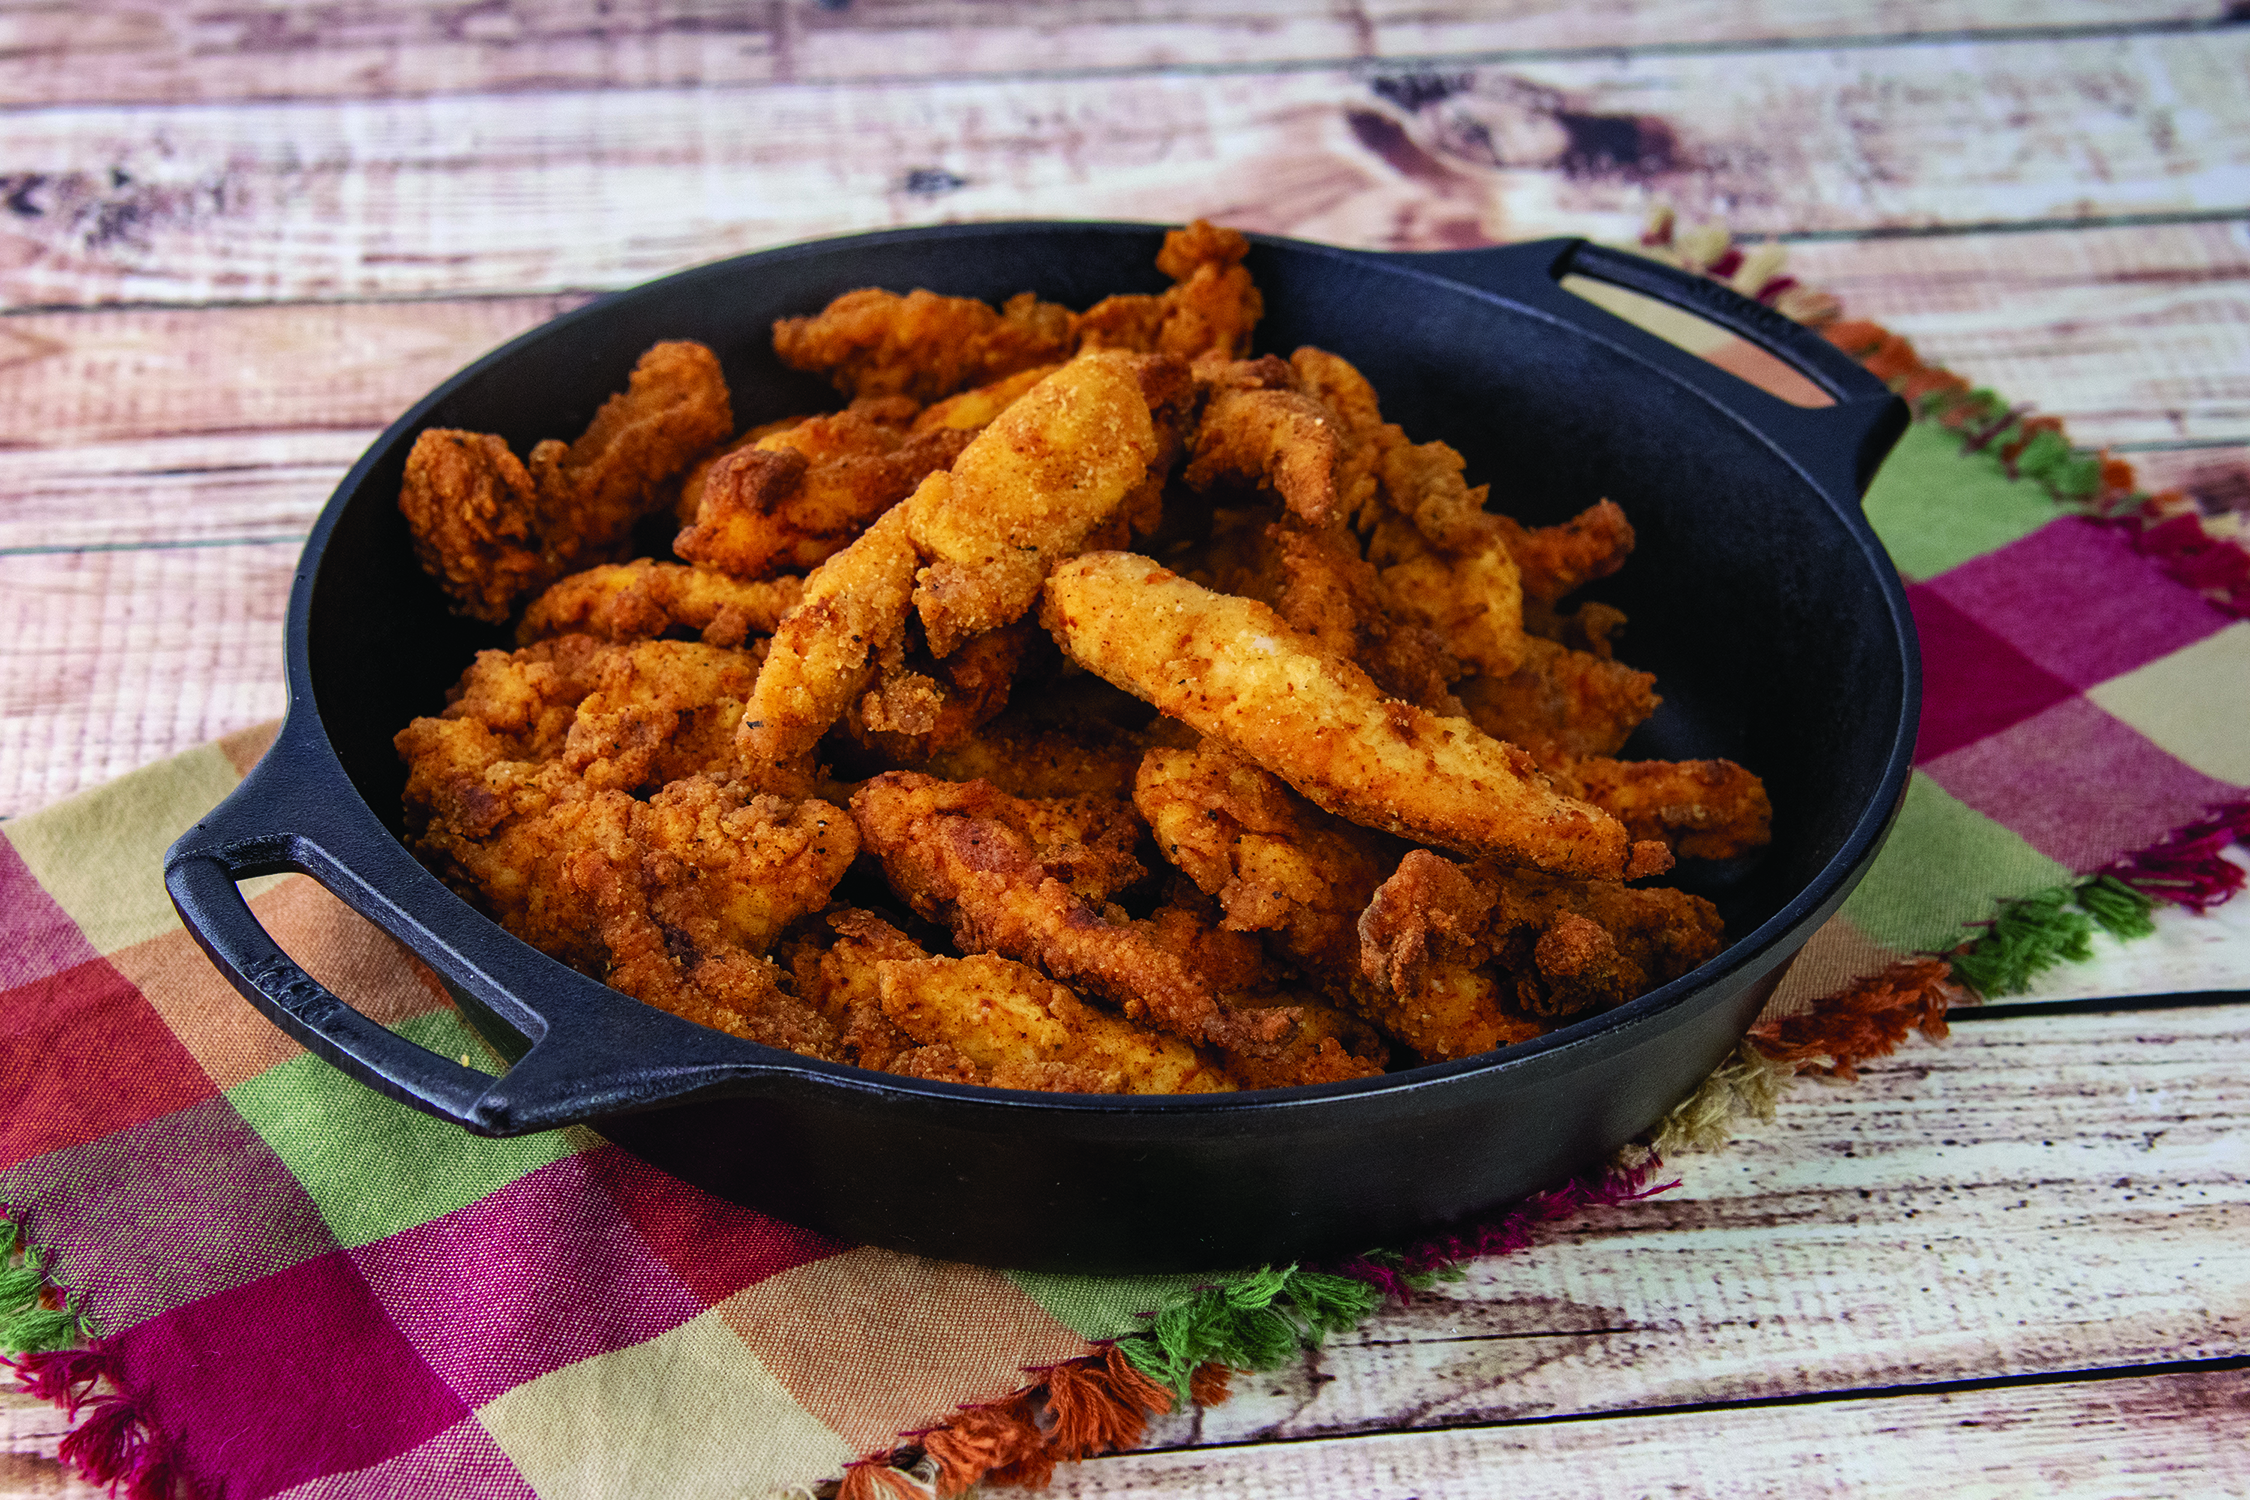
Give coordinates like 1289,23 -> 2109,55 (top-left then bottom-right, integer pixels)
398,429 -> 550,625
773,287 -> 1077,403
517,560 -> 803,648
1552,756 -> 1774,862
1455,636 -> 1662,766
1043,552 -> 1633,879
1495,500 -> 1637,604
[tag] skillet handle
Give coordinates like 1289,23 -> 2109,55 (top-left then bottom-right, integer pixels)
164,723 -> 764,1136
1387,238 -> 1907,506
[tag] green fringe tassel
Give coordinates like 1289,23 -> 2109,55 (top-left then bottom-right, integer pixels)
1117,1264 -> 1381,1398
1950,876 -> 2158,999
0,1213 -> 93,1355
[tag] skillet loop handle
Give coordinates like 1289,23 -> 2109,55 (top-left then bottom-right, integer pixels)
167,842 -> 495,1128
1397,238 -> 1909,505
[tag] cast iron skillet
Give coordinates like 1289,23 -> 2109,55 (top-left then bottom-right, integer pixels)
164,224 -> 1914,1273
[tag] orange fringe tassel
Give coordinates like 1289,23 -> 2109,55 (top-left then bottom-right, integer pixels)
1748,956 -> 1961,1081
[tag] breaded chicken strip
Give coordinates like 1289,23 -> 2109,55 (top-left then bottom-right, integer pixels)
1043,553 -> 1665,881
1269,521 -> 1463,711
674,413 -> 973,580
399,343 -> 733,624
517,560 -> 803,648
1182,387 -> 1342,528
1455,636 -> 1662,765
1135,741 -> 1399,982
1551,756 -> 1773,862
398,430 -> 548,624
788,907 -> 930,1073
1356,850 -> 1725,1060
850,771 -> 1293,1051
1076,220 -> 1265,363
848,619 -> 1037,762
905,352 -> 1185,658
773,287 -> 1077,403
920,712 -> 1152,802
878,954 -> 1236,1095
737,503 -> 921,772
1496,500 -> 1636,603
911,364 -> 1062,434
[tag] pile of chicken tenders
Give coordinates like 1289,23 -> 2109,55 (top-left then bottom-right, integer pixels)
393,222 -> 1772,1095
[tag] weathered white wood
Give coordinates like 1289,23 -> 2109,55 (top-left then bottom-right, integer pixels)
0,1385 -> 106,1500
2128,442 -> 2250,509
0,431 -> 363,552
2,32 -> 2246,308
0,296 -> 586,448
0,542 -> 291,817
0,2 -> 2224,107
1784,219 -> 2250,448
1122,1005 -> 2248,1448
1024,1367 -> 2250,1498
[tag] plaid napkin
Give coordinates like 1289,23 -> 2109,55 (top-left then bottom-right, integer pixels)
5,296 -> 2246,1500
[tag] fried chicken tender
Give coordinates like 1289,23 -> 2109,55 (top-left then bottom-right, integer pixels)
1269,521 -> 1462,711
737,503 -> 921,773
398,430 -> 547,624
773,287 -> 1077,403
790,907 -> 930,1072
1077,220 -> 1265,363
1182,388 -> 1342,528
911,365 -> 1062,434
399,342 -> 732,624
673,412 -> 973,580
849,771 -> 1294,1052
1354,849 -> 1724,1059
1551,756 -> 1773,862
849,618 -> 1036,762
1496,500 -> 1636,603
1043,552 -> 1648,880
919,713 -> 1152,802
905,352 -> 1183,658
1135,741 -> 1398,982
1456,636 -> 1662,765
878,954 -> 1236,1095
517,560 -> 803,648
528,340 -> 734,559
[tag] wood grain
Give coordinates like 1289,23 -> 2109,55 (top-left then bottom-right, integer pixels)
1025,1366 -> 2250,1498
1784,219 -> 2250,447
0,1386 -> 104,1500
1,2 -> 2228,108
0,543 -> 292,815
3,32 -> 2246,308
1127,1005 -> 2248,1448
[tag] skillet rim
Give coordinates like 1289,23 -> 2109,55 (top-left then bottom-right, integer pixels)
251,218 -> 1917,1125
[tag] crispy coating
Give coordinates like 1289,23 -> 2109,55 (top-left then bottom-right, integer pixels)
1077,221 -> 1265,363
773,287 -> 1077,403
1455,636 -> 1662,766
849,618 -> 1036,762
517,560 -> 803,648
1552,756 -> 1773,862
920,713 -> 1151,802
878,954 -> 1235,1095
1357,849 -> 1725,1059
674,414 -> 973,581
737,502 -> 921,772
850,771 -> 1294,1051
528,340 -> 734,563
1183,387 -> 1342,528
1043,552 -> 1634,879
911,364 -> 1062,434
399,343 -> 732,625
1496,500 -> 1636,603
790,907 -> 931,1072
1135,741 -> 1398,982
1271,521 -> 1463,711
905,353 -> 1176,658
398,430 -> 548,624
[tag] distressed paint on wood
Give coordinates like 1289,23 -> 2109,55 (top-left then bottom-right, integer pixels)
1129,1005 -> 2247,1447
1783,219 -> 2250,447
1027,1366 -> 2250,1499
0,2 -> 2228,108
0,295 -> 589,448
2,32 -> 2247,308
0,543 -> 292,816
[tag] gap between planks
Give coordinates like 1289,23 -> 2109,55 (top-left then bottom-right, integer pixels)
0,1 -> 2234,108
3,30 -> 2247,306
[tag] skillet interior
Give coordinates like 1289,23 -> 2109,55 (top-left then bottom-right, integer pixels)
289,225 -> 1909,1270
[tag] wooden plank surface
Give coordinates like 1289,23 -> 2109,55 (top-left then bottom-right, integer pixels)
1117,1005 -> 2249,1452
3,30 -> 2247,308
2,3 -> 2230,108
1027,1366 -> 2250,1498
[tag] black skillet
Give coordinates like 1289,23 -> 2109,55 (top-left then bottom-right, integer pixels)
164,224 -> 1914,1273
